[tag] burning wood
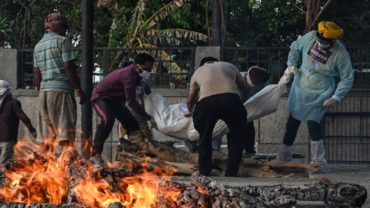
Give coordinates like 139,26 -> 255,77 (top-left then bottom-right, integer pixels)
117,139 -> 314,178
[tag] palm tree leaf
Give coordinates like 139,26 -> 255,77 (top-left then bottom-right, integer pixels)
97,0 -> 112,8
128,0 -> 146,42
146,29 -> 208,44
143,0 -> 190,29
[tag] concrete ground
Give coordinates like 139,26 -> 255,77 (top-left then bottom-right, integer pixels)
172,164 -> 370,207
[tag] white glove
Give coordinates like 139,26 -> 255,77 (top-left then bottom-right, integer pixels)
278,66 -> 297,85
285,66 -> 297,75
323,97 -> 338,108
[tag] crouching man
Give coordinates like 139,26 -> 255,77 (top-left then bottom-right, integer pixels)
90,53 -> 157,166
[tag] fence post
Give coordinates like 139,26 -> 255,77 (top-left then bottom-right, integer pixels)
81,0 -> 94,159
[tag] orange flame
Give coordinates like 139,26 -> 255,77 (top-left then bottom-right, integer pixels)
0,140 -> 69,204
0,139 -> 181,207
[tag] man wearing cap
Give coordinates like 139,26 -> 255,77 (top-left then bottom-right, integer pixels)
186,57 -> 250,177
276,21 -> 354,169
33,12 -> 86,155
0,80 -> 37,163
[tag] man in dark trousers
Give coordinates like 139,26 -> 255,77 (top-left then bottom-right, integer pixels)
90,53 -> 157,166
185,66 -> 270,156
186,57 -> 250,177
0,80 -> 37,163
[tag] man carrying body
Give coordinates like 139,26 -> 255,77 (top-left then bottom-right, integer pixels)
276,21 -> 354,169
186,57 -> 250,176
90,53 -> 156,165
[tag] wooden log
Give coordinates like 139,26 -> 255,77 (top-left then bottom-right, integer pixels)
115,149 -> 197,175
116,141 -> 315,178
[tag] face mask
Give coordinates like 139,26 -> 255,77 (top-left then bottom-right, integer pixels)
139,70 -> 151,80
316,39 -> 330,50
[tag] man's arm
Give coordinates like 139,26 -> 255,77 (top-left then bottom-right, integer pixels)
64,61 -> 86,104
33,67 -> 41,93
12,100 -> 36,138
323,48 -> 354,108
124,74 -> 151,120
186,71 -> 200,115
186,88 -> 199,114
287,33 -> 309,67
236,72 -> 249,101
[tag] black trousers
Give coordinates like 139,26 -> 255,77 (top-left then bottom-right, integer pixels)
244,121 -> 256,153
193,93 -> 249,177
283,115 -> 323,146
226,121 -> 255,154
92,98 -> 140,156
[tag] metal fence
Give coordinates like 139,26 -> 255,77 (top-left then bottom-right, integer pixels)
17,44 -> 370,88
17,47 -> 196,89
324,89 -> 370,164
222,47 -> 289,83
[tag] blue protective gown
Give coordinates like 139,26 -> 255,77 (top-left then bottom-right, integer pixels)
286,31 -> 354,123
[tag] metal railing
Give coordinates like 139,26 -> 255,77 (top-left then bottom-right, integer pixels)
324,90 -> 370,163
17,47 -> 196,89
17,44 -> 370,88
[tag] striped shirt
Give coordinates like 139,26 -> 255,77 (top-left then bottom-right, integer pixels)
33,32 -> 76,93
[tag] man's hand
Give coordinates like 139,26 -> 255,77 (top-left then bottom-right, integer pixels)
30,128 -> 37,139
184,111 -> 193,117
285,66 -> 297,75
278,66 -> 297,85
323,97 -> 338,108
149,118 -> 158,129
75,89 -> 86,104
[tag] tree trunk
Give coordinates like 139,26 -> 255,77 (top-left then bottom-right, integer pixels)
305,0 -> 334,32
211,0 -> 222,46
305,0 -> 321,32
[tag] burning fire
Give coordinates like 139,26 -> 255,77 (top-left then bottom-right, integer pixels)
0,139 -> 181,207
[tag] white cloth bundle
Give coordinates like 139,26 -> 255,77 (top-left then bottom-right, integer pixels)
144,81 -> 287,141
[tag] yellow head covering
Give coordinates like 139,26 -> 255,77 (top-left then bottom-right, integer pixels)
318,21 -> 343,39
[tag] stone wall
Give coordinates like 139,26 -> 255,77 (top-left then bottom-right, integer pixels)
13,88 -> 311,161
0,49 -> 18,89
5,47 -> 307,162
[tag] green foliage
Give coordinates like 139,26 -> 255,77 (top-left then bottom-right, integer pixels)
226,0 -> 305,47
0,16 -> 12,47
0,0 -> 369,49
96,0 -> 208,73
